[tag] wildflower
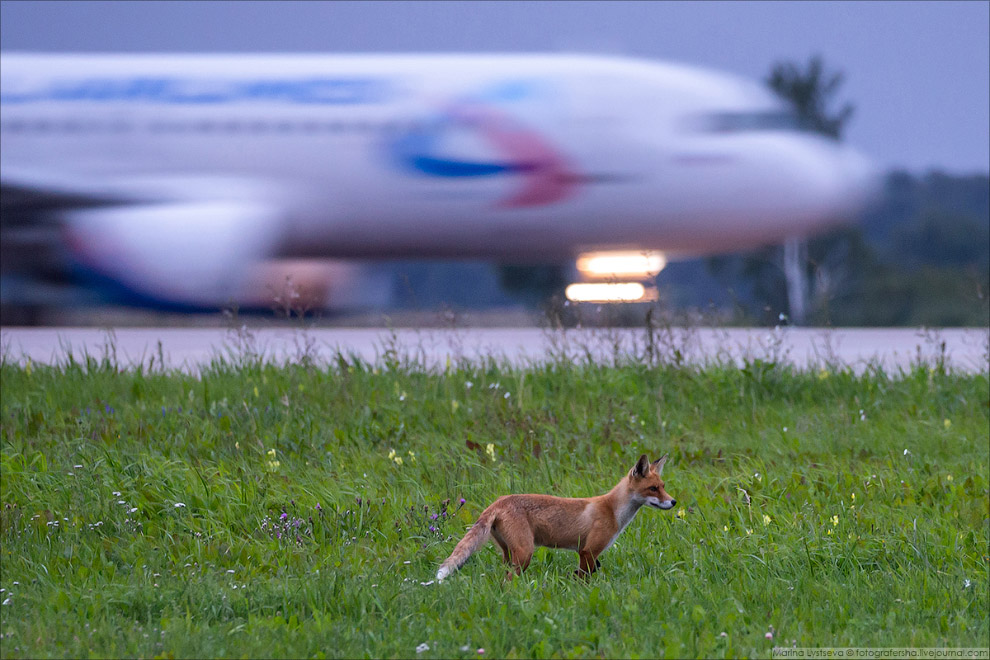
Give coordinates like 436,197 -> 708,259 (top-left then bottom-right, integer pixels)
129,507 -> 138,513
280,513 -> 288,520
676,508 -> 686,519
831,515 -> 839,526
859,409 -> 866,421
399,392 -> 406,402
903,449 -> 911,456
461,646 -> 470,652
485,443 -> 496,461
964,579 -> 971,588
478,650 -> 485,655
723,525 -> 729,532
719,632 -> 727,638
765,632 -> 773,640
827,529 -> 833,535
388,449 -> 396,460
1,598 -> 10,606
415,643 -> 430,654
782,427 -> 788,432
851,492 -> 855,501
817,369 -> 829,380
465,381 -> 473,389
504,391 -> 510,399
395,456 -> 403,466
946,474 -> 953,482
746,529 -> 753,535
408,450 -> 416,462
944,418 -> 951,429
174,503 -> 186,508
268,460 -> 280,470
267,448 -> 277,458
763,514 -> 772,526
459,498 -> 466,505
235,441 -> 240,450
451,400 -> 460,413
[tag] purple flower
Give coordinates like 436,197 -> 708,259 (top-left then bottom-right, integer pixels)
459,498 -> 466,505
316,503 -> 322,511
429,526 -> 436,532
431,513 -> 438,520
280,512 -> 288,520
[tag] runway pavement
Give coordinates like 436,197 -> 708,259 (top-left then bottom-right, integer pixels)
2,326 -> 987,373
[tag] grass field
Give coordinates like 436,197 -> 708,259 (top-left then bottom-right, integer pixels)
1,331 -> 988,658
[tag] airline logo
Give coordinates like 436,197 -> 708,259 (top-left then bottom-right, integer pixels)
386,80 -> 577,208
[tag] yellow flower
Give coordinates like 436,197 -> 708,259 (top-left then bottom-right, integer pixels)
763,514 -> 772,526
267,460 -> 280,470
235,441 -> 240,450
486,443 -> 496,461
676,508 -> 686,519
253,386 -> 259,398
817,369 -> 829,380
723,525 -> 729,532
827,529 -> 833,535
946,474 -> 953,482
943,418 -> 951,429
388,449 -> 396,460
851,492 -> 855,501
267,448 -> 277,458
394,456 -> 403,466
746,528 -> 753,536
451,400 -> 460,413
831,515 -> 839,526
407,450 -> 416,463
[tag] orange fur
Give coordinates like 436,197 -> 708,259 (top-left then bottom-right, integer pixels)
436,454 -> 675,581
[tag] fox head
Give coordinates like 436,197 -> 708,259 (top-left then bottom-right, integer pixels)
629,454 -> 676,510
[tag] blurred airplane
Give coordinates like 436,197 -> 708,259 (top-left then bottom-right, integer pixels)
0,53 -> 877,311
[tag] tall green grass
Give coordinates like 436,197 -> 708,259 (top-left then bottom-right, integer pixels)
1,336 -> 987,658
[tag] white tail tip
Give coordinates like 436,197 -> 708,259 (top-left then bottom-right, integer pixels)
436,566 -> 450,582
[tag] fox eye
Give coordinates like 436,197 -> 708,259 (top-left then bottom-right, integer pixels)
648,486 -> 659,492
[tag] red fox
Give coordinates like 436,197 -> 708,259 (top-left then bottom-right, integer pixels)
436,454 -> 675,581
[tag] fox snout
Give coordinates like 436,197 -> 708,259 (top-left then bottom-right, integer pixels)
657,499 -> 676,510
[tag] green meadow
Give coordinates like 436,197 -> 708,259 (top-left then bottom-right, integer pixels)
0,332 -> 987,658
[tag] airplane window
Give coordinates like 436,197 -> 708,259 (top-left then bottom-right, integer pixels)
695,111 -> 801,133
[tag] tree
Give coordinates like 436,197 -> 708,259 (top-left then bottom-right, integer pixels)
766,55 -> 855,139
707,55 -> 858,325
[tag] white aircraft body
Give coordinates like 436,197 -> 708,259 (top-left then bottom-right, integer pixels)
0,53 -> 877,309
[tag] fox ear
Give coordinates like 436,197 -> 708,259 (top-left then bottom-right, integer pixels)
652,454 -> 669,475
631,454 -> 651,479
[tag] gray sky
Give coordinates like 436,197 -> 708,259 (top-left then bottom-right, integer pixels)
2,0 -> 987,174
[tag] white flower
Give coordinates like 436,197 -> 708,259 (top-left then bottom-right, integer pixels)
112,491 -> 121,496
964,579 -> 971,588
503,392 -> 510,399
1,598 -> 9,606
465,381 -> 473,389
174,502 -> 186,508
903,449 -> 911,456
416,642 -> 430,653
129,508 -> 138,513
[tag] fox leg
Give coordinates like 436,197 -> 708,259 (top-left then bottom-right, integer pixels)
490,528 -> 512,564
495,521 -> 534,580
575,531 -> 610,577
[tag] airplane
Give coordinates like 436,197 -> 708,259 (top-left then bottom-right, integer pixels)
0,52 -> 878,312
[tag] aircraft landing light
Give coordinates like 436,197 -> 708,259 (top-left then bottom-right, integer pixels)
564,282 -> 658,303
575,251 -> 667,279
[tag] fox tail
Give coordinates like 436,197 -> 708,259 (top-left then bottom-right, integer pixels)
436,507 -> 496,581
